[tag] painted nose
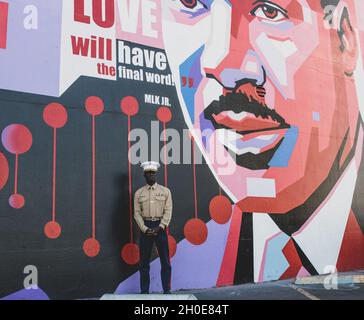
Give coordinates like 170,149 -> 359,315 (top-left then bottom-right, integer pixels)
201,1 -> 266,89
204,51 -> 266,90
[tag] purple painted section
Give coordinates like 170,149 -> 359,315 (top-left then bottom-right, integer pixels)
0,0 -> 63,96
114,219 -> 231,294
235,134 -> 278,149
1,288 -> 49,300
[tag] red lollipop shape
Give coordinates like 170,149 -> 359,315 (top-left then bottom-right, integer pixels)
120,96 -> 139,116
85,96 -> 104,116
83,238 -> 101,257
44,221 -> 62,239
9,194 -> 24,209
0,152 -> 9,190
209,195 -> 232,224
157,107 -> 172,123
156,234 -> 177,259
43,103 -> 68,128
184,218 -> 208,245
121,243 -> 140,265
168,235 -> 177,258
1,124 -> 32,155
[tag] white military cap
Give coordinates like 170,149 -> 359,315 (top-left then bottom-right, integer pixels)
140,161 -> 160,172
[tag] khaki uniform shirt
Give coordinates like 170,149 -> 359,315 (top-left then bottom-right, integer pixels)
134,183 -> 173,233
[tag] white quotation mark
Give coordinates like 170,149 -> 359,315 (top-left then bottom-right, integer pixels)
23,265 -> 38,290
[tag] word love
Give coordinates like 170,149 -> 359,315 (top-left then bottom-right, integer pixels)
74,0 -> 158,38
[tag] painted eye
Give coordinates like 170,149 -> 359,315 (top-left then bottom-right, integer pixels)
251,4 -> 287,22
179,0 -> 206,11
180,0 -> 198,8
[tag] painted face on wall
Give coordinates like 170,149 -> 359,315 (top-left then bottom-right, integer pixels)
161,0 -> 360,213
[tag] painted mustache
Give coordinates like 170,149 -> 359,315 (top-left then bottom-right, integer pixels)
204,91 -> 290,134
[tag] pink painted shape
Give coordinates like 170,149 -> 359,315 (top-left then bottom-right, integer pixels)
115,0 -> 163,48
297,266 -> 310,278
292,156 -> 357,238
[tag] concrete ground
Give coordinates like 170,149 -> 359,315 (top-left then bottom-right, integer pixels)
100,271 -> 364,300
175,271 -> 364,300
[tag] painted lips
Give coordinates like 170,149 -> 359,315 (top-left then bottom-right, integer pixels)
212,110 -> 282,132
204,92 -> 290,156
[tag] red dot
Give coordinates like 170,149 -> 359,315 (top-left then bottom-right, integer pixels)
121,243 -> 140,265
43,103 -> 68,128
9,194 -> 25,209
83,238 -> 100,257
0,152 -> 9,190
120,96 -> 139,116
85,96 -> 104,116
44,221 -> 62,239
1,124 -> 33,155
209,195 -> 232,224
157,107 -> 172,123
184,218 -> 208,245
168,235 -> 177,258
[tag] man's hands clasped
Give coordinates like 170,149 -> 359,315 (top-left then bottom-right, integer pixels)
145,226 -> 163,236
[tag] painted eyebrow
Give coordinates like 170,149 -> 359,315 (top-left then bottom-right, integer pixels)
252,0 -> 288,14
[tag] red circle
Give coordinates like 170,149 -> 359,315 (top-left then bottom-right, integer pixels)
43,103 -> 68,128
121,243 -> 140,265
44,221 -> 62,239
9,194 -> 25,209
184,218 -> 208,245
83,238 -> 100,257
168,235 -> 177,258
157,107 -> 172,123
85,96 -> 104,116
209,195 -> 232,224
1,124 -> 33,155
120,96 -> 139,116
0,152 -> 9,190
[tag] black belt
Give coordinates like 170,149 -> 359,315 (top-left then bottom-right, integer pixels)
143,217 -> 161,221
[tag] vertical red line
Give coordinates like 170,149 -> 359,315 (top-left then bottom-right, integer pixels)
52,128 -> 57,222
14,154 -> 18,194
163,123 -> 167,188
92,115 -> 96,239
192,137 -> 198,219
0,2 -> 9,49
128,115 -> 133,243
219,187 -> 222,196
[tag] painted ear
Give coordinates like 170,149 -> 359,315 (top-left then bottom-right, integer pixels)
338,10 -> 358,76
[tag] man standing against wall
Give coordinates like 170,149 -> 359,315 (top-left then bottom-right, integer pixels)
134,161 -> 173,294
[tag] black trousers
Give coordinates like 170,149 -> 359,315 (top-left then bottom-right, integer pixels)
139,220 -> 171,293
